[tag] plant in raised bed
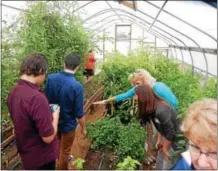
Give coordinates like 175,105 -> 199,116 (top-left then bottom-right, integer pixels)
87,117 -> 145,163
116,156 -> 140,170
106,99 -> 138,125
87,117 -> 123,150
72,158 -> 85,170
116,120 -> 145,162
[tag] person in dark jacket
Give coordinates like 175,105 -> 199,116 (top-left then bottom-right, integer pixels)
135,84 -> 181,170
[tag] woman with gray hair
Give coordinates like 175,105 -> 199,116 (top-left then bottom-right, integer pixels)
172,98 -> 217,170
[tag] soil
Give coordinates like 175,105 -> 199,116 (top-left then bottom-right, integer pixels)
68,105 -> 105,169
83,150 -> 102,170
84,150 -> 118,170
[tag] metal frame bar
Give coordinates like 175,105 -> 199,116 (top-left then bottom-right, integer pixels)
96,18 -> 178,59
86,11 -> 193,72
99,20 -> 175,59
72,1 -> 95,14
96,18 -> 178,60
169,45 -> 217,55
106,1 -> 123,21
83,8 -> 207,82
99,21 -> 178,61
2,3 -> 28,12
148,1 -> 168,32
129,24 -> 132,50
143,0 -> 217,42
98,20 -> 168,45
134,7 -> 208,81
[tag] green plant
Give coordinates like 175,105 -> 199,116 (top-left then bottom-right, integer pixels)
107,99 -> 138,124
116,121 -> 145,161
87,117 -> 145,162
87,117 -> 123,150
72,158 -> 85,170
116,156 -> 140,170
2,1 -> 93,116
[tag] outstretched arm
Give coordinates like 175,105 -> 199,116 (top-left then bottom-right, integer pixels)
93,87 -> 135,105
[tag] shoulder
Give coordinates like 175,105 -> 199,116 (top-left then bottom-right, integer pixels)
153,82 -> 170,90
47,73 -> 59,79
31,92 -> 48,104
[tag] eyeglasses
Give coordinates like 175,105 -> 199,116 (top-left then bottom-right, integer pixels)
189,143 -> 217,160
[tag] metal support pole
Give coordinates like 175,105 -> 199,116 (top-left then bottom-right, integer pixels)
147,1 -> 168,32
103,31 -> 105,61
115,25 -> 117,50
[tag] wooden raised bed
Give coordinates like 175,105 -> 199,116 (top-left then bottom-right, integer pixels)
1,121 -> 22,170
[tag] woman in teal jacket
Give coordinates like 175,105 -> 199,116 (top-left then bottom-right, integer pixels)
93,69 -> 178,109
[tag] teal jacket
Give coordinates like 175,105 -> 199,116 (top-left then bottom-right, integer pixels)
115,82 -> 178,109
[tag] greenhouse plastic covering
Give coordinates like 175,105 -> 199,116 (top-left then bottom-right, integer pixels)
2,1 -> 217,78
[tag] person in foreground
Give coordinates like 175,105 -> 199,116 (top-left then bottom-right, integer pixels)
135,84 -> 181,170
7,53 -> 59,170
93,69 -> 178,109
45,52 -> 86,170
171,98 -> 217,170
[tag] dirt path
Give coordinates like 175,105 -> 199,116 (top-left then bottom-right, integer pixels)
69,105 -> 105,169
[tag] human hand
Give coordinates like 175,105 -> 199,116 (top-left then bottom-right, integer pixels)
81,127 -> 87,137
52,107 -> 60,121
93,100 -> 106,105
155,139 -> 163,151
162,148 -> 171,162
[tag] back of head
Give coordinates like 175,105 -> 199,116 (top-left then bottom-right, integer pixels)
65,52 -> 81,71
19,52 -> 48,76
181,98 -> 217,147
129,69 -> 156,86
135,84 -> 161,117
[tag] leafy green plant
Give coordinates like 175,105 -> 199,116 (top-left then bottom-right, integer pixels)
99,46 -> 216,118
116,121 -> 145,161
2,1 -> 94,116
87,117 -> 123,150
72,158 -> 85,170
116,156 -> 140,170
106,99 -> 138,124
87,117 -> 145,162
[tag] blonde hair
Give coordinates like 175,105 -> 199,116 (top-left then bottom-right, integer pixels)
181,98 -> 217,147
128,69 -> 156,86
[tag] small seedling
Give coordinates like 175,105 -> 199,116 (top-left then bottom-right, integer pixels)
72,158 -> 85,170
116,156 -> 140,170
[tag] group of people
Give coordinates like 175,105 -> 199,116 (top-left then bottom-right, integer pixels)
93,69 -> 217,170
6,51 -> 217,170
7,52 -> 86,170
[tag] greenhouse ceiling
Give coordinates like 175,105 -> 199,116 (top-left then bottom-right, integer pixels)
2,1 -> 217,80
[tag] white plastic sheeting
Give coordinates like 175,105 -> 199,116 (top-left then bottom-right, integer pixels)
2,1 -> 217,77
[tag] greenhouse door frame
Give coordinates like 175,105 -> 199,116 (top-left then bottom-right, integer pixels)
115,24 -> 132,51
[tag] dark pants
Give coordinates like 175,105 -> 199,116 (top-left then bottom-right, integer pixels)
38,161 -> 56,170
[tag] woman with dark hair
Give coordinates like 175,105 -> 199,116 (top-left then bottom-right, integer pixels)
135,84 -> 180,170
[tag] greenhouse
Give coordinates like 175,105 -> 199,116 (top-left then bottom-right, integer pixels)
1,1 -> 217,170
